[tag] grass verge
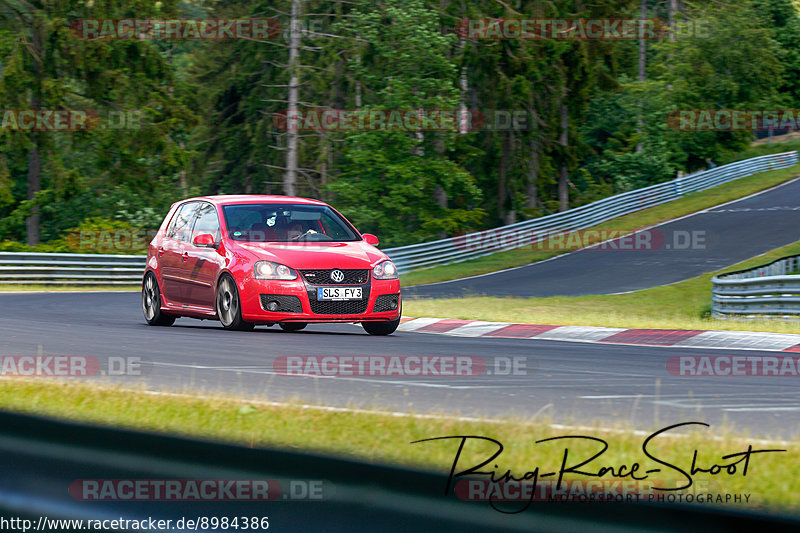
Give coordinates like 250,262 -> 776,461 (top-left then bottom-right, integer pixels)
729,137 -> 800,160
0,379 -> 797,512
400,162 -> 800,287
404,239 -> 800,334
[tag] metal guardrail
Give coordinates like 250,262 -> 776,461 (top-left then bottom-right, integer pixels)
384,151 -> 799,273
712,254 -> 800,318
0,252 -> 146,285
0,152 -> 796,284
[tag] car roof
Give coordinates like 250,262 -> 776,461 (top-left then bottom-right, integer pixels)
180,195 -> 328,206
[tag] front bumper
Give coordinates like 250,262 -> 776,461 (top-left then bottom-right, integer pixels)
237,275 -> 401,324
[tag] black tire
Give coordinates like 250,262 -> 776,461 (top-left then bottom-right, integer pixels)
216,274 -> 255,331
363,301 -> 401,336
362,311 -> 401,336
142,272 -> 175,326
279,322 -> 307,332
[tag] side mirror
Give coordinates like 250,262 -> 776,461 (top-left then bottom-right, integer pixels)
193,233 -> 217,248
362,233 -> 379,246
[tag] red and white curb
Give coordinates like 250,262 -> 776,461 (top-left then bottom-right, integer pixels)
398,317 -> 800,352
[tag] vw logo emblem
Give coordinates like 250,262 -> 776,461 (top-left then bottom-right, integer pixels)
330,269 -> 345,283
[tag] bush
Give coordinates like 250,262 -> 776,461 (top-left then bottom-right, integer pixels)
0,217 -> 153,255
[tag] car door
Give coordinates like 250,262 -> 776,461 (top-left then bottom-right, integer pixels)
183,201 -> 223,308
159,201 -> 199,305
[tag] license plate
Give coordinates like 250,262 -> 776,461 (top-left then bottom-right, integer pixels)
317,287 -> 362,301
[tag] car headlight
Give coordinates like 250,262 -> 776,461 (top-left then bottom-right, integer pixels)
372,260 -> 398,280
254,261 -> 297,280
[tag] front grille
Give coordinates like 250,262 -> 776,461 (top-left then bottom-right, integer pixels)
301,269 -> 369,285
373,294 -> 400,312
260,294 -> 303,313
307,284 -> 371,315
309,299 -> 370,315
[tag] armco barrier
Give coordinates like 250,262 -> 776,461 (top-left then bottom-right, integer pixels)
383,151 -> 799,273
0,252 -> 146,285
712,255 -> 800,318
1,151 -> 796,284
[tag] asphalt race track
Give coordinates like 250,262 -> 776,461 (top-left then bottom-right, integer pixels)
2,292 -> 799,439
405,177 -> 800,298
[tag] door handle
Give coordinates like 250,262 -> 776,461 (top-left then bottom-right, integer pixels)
182,252 -> 189,262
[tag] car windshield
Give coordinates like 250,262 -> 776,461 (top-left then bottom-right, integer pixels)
221,203 -> 360,242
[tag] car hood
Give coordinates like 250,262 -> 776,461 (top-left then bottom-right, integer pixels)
234,241 -> 388,269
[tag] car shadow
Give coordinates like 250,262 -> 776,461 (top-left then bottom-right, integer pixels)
162,322 -> 371,336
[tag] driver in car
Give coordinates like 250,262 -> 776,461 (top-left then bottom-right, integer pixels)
286,222 -> 305,240
286,221 -> 318,241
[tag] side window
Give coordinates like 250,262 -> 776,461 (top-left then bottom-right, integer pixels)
191,202 -> 221,243
166,202 -> 199,242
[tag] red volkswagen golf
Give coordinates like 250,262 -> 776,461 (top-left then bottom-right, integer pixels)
142,195 -> 402,335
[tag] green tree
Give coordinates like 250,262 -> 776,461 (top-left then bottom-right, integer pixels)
327,0 -> 483,245
657,0 -> 784,168
0,0 -> 194,243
